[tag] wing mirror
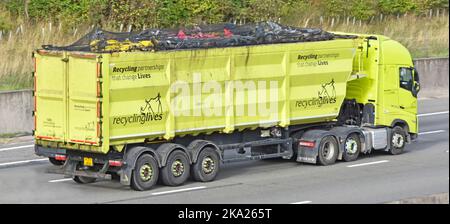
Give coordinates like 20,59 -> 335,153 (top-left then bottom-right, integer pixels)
412,82 -> 420,98
411,67 -> 420,98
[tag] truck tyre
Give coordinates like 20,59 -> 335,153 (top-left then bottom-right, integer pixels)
130,154 -> 159,191
161,150 -> 190,186
343,133 -> 361,162
73,176 -> 96,184
49,157 -> 64,166
317,136 -> 339,166
191,147 -> 220,182
389,126 -> 407,155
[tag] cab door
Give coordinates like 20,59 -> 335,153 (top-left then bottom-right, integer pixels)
398,67 -> 417,115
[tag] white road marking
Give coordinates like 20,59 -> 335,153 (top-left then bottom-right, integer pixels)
0,158 -> 47,167
0,144 -> 34,152
417,111 -> 449,117
291,201 -> 312,204
48,178 -> 73,183
151,186 -> 207,196
347,160 -> 389,168
418,130 -> 446,135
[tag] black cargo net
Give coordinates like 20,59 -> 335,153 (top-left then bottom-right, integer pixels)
42,22 -> 357,53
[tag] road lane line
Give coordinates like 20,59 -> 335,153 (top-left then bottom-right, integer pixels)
151,186 -> 207,196
0,158 -> 47,167
347,160 -> 389,168
0,141 -> 35,147
291,201 -> 312,204
418,130 -> 446,135
417,111 -> 449,117
0,144 -> 34,152
48,178 -> 73,183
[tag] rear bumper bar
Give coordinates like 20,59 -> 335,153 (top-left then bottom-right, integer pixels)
36,145 -> 127,184
48,160 -> 111,179
35,145 -> 66,158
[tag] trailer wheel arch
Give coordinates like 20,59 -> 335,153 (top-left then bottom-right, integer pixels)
156,143 -> 191,167
124,146 -> 160,167
187,140 -> 223,164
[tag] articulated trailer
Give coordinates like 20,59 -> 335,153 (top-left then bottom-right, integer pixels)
34,30 -> 420,191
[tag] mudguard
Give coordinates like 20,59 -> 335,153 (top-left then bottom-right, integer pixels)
296,129 -> 335,164
156,143 -> 191,167
187,140 -> 223,164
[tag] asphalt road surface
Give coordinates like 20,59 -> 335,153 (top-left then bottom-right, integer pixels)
0,98 -> 448,204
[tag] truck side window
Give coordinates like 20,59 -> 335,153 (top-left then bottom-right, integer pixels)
399,67 -> 413,91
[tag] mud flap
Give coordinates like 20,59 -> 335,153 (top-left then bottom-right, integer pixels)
297,147 -> 318,164
118,166 -> 132,186
62,159 -> 77,178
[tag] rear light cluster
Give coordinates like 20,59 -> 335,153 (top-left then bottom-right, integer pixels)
108,160 -> 123,167
54,154 -> 67,161
54,155 -> 122,167
299,141 -> 316,148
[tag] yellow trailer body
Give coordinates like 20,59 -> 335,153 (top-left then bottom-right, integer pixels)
34,39 -> 358,154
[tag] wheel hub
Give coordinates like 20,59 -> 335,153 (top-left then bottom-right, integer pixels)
322,142 -> 335,160
171,160 -> 185,177
345,138 -> 358,154
392,133 -> 404,148
202,157 -> 215,174
139,164 -> 153,182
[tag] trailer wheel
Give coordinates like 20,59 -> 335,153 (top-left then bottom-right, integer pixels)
49,157 -> 64,166
389,126 -> 407,155
161,150 -> 190,186
317,136 -> 339,166
73,176 -> 96,184
343,133 -> 361,162
130,154 -> 159,191
192,147 -> 220,182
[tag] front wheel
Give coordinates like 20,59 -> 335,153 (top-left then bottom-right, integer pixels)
389,126 -> 407,155
317,136 -> 339,166
130,154 -> 159,191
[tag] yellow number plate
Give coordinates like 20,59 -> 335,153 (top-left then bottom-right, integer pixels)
83,157 -> 93,167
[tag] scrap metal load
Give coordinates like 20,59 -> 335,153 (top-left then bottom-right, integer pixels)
42,22 -> 356,53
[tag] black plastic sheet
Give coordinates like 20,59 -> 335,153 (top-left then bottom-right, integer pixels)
42,22 -> 357,53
